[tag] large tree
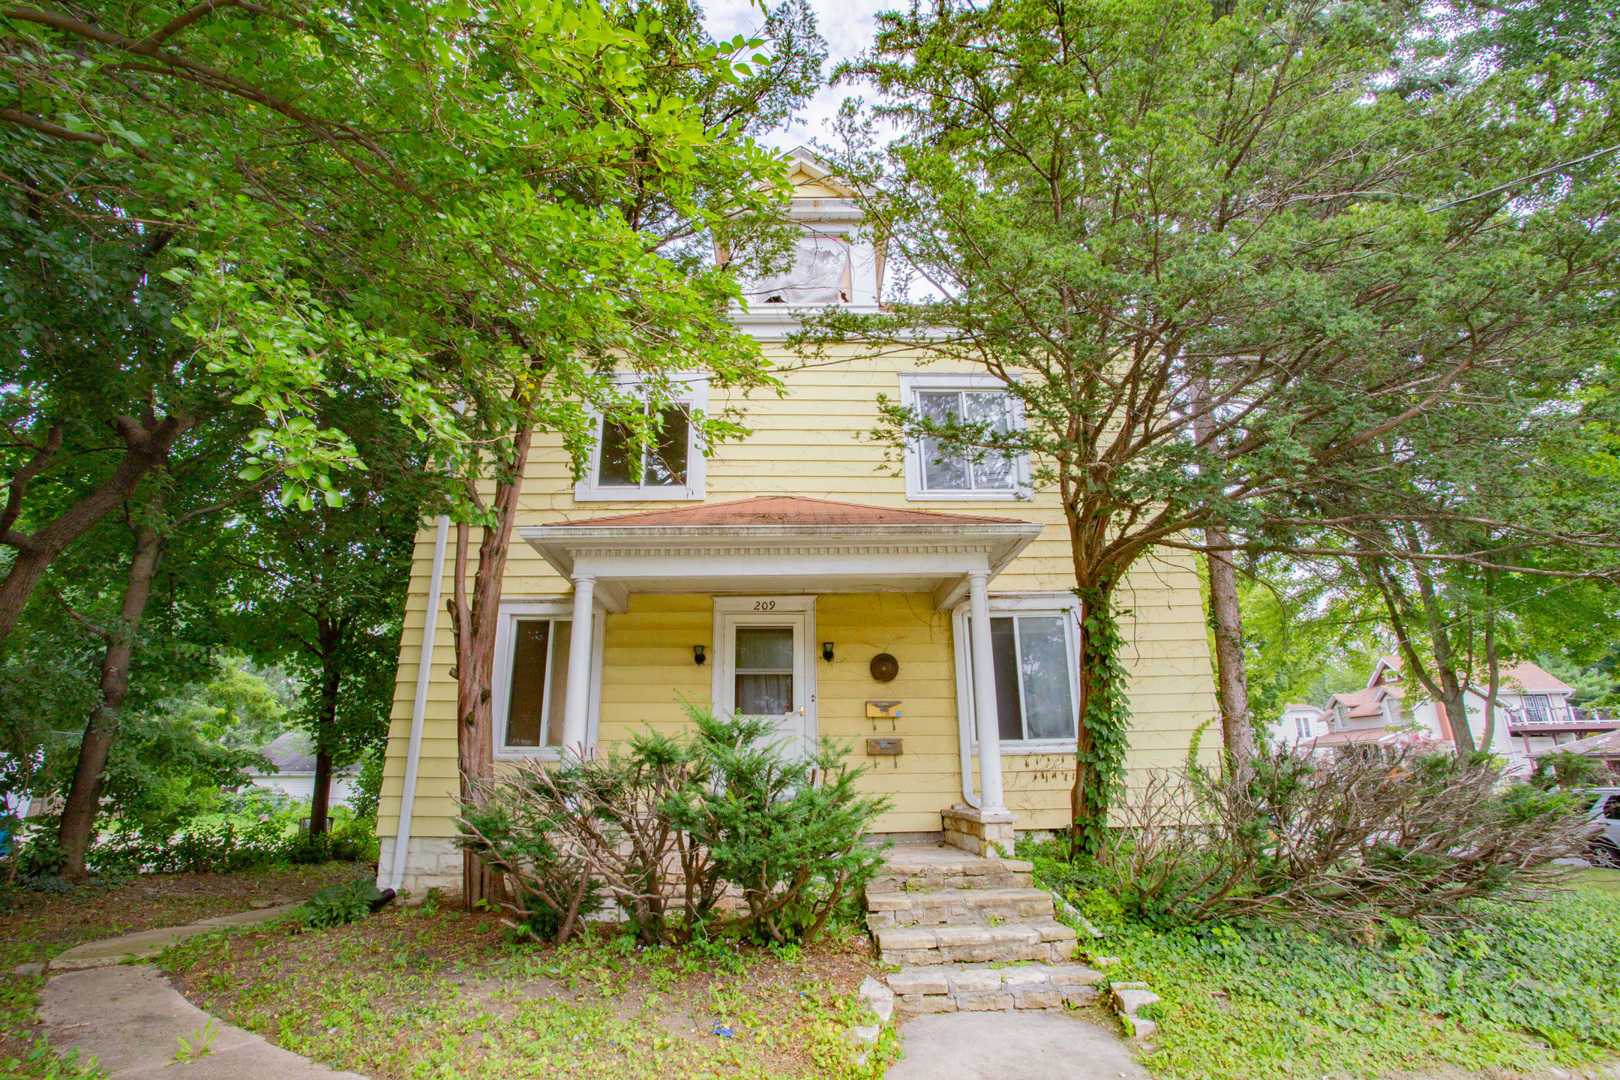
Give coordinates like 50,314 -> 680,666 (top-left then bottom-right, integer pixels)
814,0 -> 1620,853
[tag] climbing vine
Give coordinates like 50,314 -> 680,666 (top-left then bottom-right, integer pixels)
1071,586 -> 1132,860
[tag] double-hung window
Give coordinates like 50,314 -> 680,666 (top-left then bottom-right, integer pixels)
898,373 -> 1029,500
492,603 -> 600,757
953,596 -> 1080,749
575,376 -> 708,501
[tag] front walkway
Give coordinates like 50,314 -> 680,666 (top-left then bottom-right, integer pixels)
888,1010 -> 1150,1080
38,905 -> 363,1080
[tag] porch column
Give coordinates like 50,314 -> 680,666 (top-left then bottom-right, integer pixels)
968,569 -> 1006,811
561,574 -> 595,759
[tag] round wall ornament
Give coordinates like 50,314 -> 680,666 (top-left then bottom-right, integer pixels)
869,653 -> 899,682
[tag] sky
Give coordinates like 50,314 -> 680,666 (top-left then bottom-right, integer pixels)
700,0 -> 893,151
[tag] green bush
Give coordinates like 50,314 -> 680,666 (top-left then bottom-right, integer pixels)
459,704 -> 889,946
301,878 -> 389,929
1029,746 -> 1593,929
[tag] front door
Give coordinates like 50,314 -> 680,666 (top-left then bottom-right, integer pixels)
714,598 -> 816,758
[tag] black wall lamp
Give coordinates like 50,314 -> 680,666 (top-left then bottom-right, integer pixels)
693,644 -> 706,666
822,641 -> 835,662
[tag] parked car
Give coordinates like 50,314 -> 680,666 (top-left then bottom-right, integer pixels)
1587,787 -> 1620,868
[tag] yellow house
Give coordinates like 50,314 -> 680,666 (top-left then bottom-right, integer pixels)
375,149 -> 1219,896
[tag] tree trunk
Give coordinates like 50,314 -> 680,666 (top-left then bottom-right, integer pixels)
310,749 -> 334,837
451,422 -> 534,909
58,507 -> 167,878
1068,580 -> 1130,862
0,414 -> 190,644
1204,525 -> 1257,774
308,624 -> 343,837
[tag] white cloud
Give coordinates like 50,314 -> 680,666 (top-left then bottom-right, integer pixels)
702,0 -> 891,150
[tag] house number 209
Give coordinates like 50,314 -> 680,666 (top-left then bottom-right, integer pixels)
753,600 -> 776,610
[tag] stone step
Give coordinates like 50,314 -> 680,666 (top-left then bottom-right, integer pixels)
886,962 -> 1104,1015
864,887 -> 1056,929
875,920 -> 1079,966
866,856 -> 1035,894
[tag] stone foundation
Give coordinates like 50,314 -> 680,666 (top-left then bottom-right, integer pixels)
374,835 -> 462,899
941,804 -> 1018,857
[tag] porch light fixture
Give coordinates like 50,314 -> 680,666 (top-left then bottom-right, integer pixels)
693,644 -> 706,666
822,641 -> 835,662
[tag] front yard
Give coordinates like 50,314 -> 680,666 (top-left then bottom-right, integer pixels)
158,894 -> 890,1080
7,867 -> 1620,1080
0,863 -> 360,1078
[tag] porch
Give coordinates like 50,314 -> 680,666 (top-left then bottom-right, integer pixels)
511,496 -> 1057,832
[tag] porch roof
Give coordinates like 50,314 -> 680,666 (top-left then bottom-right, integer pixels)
519,496 -> 1046,612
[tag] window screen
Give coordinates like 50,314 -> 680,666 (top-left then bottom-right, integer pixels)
978,614 -> 1076,741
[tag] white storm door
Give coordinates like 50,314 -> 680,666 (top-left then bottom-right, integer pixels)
714,598 -> 816,758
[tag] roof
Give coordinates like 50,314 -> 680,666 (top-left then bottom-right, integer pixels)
1326,685 -> 1400,719
1532,729 -> 1620,758
547,496 -> 1022,529
1493,661 -> 1574,694
249,732 -> 360,777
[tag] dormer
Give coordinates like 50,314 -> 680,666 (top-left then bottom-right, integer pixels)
728,147 -> 885,333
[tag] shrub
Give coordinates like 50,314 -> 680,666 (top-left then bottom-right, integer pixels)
1033,746 -> 1595,928
459,704 -> 889,946
1529,749 -> 1607,791
301,878 -> 389,929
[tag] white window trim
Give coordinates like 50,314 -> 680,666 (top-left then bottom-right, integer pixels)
898,372 -> 1032,502
574,374 -> 709,502
951,592 -> 1082,755
490,598 -> 607,759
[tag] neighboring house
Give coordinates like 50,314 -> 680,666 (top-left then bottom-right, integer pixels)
1533,730 -> 1620,778
1277,655 -> 1619,768
1274,703 -> 1323,749
246,731 -> 359,807
375,148 -> 1220,896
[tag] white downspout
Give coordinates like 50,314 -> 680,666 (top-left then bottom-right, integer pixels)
389,514 -> 449,892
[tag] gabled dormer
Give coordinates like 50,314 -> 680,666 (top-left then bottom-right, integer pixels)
729,147 -> 885,337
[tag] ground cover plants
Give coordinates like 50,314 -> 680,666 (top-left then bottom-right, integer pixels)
1028,861 -> 1620,1078
159,896 -> 898,1080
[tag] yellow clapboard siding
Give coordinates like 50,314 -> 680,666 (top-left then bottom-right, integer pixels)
379,343 -> 1219,843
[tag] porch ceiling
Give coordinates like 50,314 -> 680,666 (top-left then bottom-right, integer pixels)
518,497 -> 1045,613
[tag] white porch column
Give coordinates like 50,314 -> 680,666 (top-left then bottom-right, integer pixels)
967,569 -> 1006,811
561,574 -> 596,759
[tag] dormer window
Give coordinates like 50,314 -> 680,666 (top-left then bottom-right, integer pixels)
575,377 -> 708,502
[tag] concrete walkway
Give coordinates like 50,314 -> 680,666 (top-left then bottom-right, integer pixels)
39,905 -> 365,1079
886,1010 -> 1150,1080
50,903 -> 302,970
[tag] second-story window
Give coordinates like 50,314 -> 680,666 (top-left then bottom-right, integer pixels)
575,377 -> 708,502
899,373 -> 1029,501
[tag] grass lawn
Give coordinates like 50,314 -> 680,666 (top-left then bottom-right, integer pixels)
0,862 -> 364,1079
158,896 -> 894,1080
1029,852 -> 1620,1080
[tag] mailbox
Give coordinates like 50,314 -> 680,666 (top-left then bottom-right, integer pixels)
866,737 -> 903,756
866,701 -> 902,720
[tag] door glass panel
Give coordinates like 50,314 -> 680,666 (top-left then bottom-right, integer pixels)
735,626 -> 794,716
505,620 -> 551,747
1017,616 -> 1075,739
